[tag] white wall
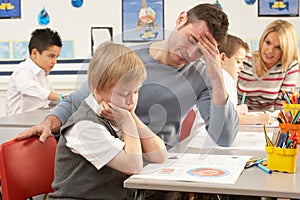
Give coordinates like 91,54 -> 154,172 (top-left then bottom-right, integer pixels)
0,0 -> 299,58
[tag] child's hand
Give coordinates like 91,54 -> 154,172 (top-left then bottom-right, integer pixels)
236,104 -> 248,115
99,101 -> 116,126
107,102 -> 134,128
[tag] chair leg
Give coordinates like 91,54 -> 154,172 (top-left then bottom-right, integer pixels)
134,189 -> 144,200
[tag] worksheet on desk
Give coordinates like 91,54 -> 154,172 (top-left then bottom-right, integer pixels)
187,131 -> 274,150
132,153 -> 251,184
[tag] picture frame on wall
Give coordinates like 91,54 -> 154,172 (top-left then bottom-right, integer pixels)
258,0 -> 299,17
0,0 -> 21,19
122,0 -> 164,43
90,27 -> 113,55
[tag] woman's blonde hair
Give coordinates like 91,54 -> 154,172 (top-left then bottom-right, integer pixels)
254,20 -> 299,76
88,41 -> 146,92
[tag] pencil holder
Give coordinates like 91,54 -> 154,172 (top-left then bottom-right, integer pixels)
283,104 -> 300,118
279,123 -> 300,144
265,146 -> 298,173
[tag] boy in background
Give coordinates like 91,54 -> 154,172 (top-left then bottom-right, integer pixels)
6,28 -> 63,116
219,34 -> 272,125
47,42 -> 167,199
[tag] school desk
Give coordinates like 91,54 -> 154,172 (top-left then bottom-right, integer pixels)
124,136 -> 300,200
0,127 -> 28,143
0,107 -> 52,128
239,124 -> 278,133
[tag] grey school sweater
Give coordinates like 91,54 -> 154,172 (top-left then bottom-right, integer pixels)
48,101 -> 128,200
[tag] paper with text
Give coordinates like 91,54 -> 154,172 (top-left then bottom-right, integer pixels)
187,130 -> 275,150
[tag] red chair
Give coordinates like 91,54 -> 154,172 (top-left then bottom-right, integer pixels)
0,136 -> 57,200
179,109 -> 196,142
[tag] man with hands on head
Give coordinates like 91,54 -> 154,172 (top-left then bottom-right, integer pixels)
16,3 -> 239,150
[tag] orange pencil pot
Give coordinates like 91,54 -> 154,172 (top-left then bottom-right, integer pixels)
279,124 -> 300,144
280,104 -> 300,143
265,146 -> 298,173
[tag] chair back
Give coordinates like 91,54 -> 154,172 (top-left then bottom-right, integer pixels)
180,109 -> 196,142
0,136 -> 57,200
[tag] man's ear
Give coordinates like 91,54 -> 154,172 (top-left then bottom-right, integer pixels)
176,11 -> 188,28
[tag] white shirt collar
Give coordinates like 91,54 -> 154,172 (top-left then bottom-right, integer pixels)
85,93 -> 102,117
25,58 -> 47,76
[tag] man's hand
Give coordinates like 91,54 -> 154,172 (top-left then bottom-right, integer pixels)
14,123 -> 53,143
14,115 -> 61,143
198,32 -> 222,80
198,32 -> 228,106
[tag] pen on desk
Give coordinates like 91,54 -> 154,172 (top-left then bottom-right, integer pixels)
291,93 -> 298,104
241,92 -> 246,104
282,90 -> 291,104
285,131 -> 290,143
255,163 -> 272,174
280,110 -> 288,124
292,111 -> 300,124
274,131 -> 281,147
263,125 -> 273,146
277,133 -> 286,148
286,139 -> 293,148
276,117 -> 283,123
244,158 -> 266,169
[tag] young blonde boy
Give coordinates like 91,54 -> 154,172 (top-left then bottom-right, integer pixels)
47,42 -> 167,199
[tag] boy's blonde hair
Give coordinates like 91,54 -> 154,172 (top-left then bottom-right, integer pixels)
254,20 -> 299,76
88,42 -> 146,92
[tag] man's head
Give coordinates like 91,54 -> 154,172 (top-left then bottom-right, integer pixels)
29,28 -> 62,73
185,3 -> 229,45
167,3 -> 229,66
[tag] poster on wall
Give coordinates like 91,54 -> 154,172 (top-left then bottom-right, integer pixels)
11,40 -> 74,60
258,0 -> 299,17
122,0 -> 164,42
0,0 -> 21,19
91,27 -> 113,55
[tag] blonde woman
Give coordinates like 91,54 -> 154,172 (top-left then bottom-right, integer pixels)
237,20 -> 299,111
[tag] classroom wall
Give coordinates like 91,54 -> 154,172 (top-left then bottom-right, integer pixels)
0,0 -> 300,117
0,0 -> 299,58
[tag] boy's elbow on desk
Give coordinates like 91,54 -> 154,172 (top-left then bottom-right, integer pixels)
143,148 -> 168,164
123,162 -> 143,175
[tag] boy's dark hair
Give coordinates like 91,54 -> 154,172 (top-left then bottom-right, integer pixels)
218,34 -> 249,58
186,3 -> 229,45
28,28 -> 62,54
